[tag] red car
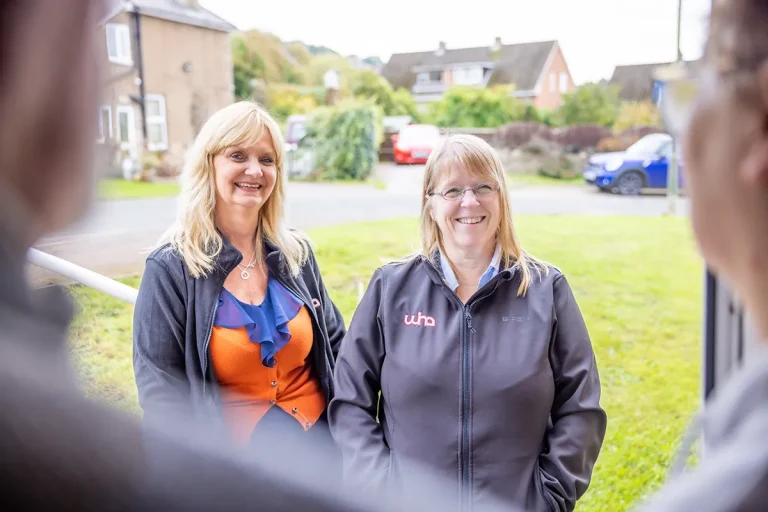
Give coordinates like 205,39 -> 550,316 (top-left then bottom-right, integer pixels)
392,124 -> 441,164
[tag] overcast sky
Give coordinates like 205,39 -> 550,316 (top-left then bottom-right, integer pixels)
200,0 -> 712,84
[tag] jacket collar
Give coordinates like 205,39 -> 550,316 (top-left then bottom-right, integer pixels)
425,246 -> 517,291
438,243 -> 502,293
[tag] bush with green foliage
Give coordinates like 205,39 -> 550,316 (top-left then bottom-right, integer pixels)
555,83 -> 620,127
613,101 -> 662,131
266,85 -> 317,121
304,100 -> 383,181
428,86 -> 525,128
344,69 -> 421,121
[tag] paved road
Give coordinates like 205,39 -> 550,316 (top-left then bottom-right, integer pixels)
31,164 -> 689,285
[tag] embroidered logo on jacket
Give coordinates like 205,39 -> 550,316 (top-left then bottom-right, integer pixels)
404,311 -> 436,327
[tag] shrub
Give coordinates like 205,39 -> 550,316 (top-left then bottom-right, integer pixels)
556,83 -> 620,127
266,85 -> 318,121
305,100 -> 382,181
496,122 -> 554,148
554,124 -> 613,151
429,86 -> 525,128
613,101 -> 662,132
537,153 -> 586,180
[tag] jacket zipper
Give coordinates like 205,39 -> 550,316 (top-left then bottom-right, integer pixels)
424,259 -> 510,511
461,304 -> 474,512
202,278 -> 227,399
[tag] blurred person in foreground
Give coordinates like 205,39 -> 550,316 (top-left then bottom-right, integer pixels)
637,0 -> 768,510
0,1 -> 516,511
329,133 -> 606,511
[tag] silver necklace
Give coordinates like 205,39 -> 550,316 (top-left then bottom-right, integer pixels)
238,250 -> 258,280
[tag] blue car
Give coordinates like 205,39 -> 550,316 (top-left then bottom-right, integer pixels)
583,133 -> 684,195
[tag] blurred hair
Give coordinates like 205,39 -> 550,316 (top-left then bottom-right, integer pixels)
0,0 -> 100,236
707,0 -> 768,73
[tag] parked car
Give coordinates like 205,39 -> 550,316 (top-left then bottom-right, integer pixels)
392,124 -> 441,165
583,133 -> 684,195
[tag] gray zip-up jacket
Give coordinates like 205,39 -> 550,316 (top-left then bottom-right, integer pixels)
635,345 -> 768,511
328,255 -> 607,512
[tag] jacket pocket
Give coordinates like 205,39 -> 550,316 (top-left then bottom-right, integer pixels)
534,463 -> 558,512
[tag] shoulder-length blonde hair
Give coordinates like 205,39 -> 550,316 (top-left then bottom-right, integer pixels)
420,133 -> 548,296
161,101 -> 309,278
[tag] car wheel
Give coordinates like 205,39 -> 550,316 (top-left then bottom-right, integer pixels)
615,171 -> 644,196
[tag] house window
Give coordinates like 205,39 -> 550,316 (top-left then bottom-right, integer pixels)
559,72 -> 569,93
145,94 -> 168,151
97,106 -> 112,143
106,24 -> 132,65
417,71 -> 442,84
453,66 -> 483,86
550,73 -> 557,92
116,105 -> 136,151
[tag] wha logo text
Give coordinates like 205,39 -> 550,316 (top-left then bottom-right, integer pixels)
404,311 -> 436,327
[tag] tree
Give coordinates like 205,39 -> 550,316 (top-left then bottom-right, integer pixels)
389,88 -> 421,120
232,34 -> 265,100
555,83 -> 620,126
428,86 -> 525,128
306,54 -> 352,86
343,70 -> 420,120
236,30 -> 306,86
266,85 -> 317,121
345,69 -> 395,112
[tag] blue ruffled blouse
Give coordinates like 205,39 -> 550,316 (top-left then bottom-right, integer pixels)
214,277 -> 304,368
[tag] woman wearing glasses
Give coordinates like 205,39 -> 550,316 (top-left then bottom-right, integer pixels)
328,134 -> 606,511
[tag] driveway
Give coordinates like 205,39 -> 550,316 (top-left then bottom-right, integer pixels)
30,164 -> 689,285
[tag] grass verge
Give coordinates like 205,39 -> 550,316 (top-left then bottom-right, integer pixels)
68,215 -> 702,511
99,179 -> 180,200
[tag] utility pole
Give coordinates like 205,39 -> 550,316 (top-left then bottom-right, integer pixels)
666,0 -> 683,215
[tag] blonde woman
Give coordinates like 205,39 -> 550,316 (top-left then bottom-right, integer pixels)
329,134 -> 606,511
133,101 -> 345,451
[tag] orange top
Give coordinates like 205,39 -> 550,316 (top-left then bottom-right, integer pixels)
210,305 -> 326,446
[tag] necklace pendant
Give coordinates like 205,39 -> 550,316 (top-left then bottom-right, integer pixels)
240,269 -> 250,280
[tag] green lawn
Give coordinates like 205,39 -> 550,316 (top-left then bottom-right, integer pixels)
68,215 -> 703,511
99,179 -> 181,200
507,173 -> 585,188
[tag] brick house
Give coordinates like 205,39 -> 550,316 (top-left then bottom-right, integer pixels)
97,0 -> 236,176
380,39 -> 576,111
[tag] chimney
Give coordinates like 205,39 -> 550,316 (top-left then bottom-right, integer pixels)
492,37 -> 502,52
436,41 -> 446,57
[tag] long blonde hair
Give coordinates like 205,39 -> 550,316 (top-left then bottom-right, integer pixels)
420,133 -> 548,296
161,101 -> 309,278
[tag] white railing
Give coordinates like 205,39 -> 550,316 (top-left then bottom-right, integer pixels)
27,248 -> 138,305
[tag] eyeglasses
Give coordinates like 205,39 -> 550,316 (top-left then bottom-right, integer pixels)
429,183 -> 499,201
